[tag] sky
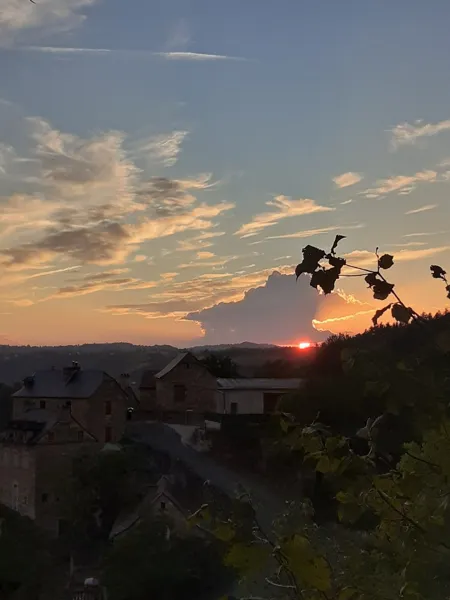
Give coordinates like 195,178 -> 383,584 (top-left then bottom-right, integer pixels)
0,0 -> 449,346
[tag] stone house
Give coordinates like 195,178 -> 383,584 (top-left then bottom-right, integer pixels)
0,363 -> 135,534
0,408 -> 98,535
140,353 -> 217,421
12,362 -> 134,443
110,474 -> 192,540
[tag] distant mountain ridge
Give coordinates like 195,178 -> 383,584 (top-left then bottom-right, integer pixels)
0,342 -> 298,387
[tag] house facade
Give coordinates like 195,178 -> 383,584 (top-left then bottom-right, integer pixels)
0,363 -> 135,534
140,353 -> 217,421
0,408 -> 98,535
215,378 -> 303,414
139,355 -> 303,419
12,362 -> 133,443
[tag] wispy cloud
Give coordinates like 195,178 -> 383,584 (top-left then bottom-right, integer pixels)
345,245 -> 450,268
131,131 -> 189,167
405,204 -> 437,215
391,119 -> 450,149
260,223 -> 364,242
0,0 -> 96,41
19,46 -> 246,62
333,172 -> 363,188
0,115 -> 233,271
154,51 -> 246,62
165,18 -> 191,51
403,230 -> 447,238
362,169 -> 437,199
235,196 -> 334,238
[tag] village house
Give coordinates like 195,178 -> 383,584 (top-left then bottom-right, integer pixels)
12,362 -> 134,443
0,363 -> 135,534
140,353 -> 217,422
139,353 -> 303,419
215,377 -> 303,414
0,407 -> 97,535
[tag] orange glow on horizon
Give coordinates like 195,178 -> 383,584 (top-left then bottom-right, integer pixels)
298,341 -> 312,350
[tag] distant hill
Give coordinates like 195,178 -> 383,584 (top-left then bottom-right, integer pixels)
0,342 -> 312,386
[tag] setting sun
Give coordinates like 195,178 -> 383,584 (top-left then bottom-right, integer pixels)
298,342 -> 312,350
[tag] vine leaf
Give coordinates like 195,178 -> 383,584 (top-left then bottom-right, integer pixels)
328,255 -> 346,269
430,265 -> 447,280
365,273 -> 395,300
295,245 -> 326,279
373,280 -> 395,300
391,303 -> 413,324
330,234 -> 346,255
378,254 -> 394,270
372,304 -> 392,326
283,534 -> 331,592
365,272 -> 379,287
310,266 -> 341,294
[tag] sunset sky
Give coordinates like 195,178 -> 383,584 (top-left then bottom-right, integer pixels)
0,0 -> 449,346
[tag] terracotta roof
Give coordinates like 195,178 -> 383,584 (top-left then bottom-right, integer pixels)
13,368 -> 105,399
217,378 -> 303,390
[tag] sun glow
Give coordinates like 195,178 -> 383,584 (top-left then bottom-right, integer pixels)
298,341 -> 312,350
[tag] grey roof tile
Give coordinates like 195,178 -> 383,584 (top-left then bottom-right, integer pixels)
12,368 -> 105,399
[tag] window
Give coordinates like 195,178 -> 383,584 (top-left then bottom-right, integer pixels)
77,430 -> 84,442
39,400 -> 46,409
230,402 -> 238,415
160,501 -> 166,511
174,384 -> 186,403
184,363 -> 190,369
105,427 -> 112,442
105,400 -> 112,416
41,492 -> 49,503
47,431 -> 55,442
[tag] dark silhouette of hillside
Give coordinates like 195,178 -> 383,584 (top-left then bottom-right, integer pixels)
0,342 -> 312,386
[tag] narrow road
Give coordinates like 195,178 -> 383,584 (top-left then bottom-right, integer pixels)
129,421 -> 285,533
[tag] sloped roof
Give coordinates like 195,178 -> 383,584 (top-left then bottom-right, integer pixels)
217,378 -> 303,391
0,408 -> 57,444
155,352 -> 190,379
12,368 -> 105,399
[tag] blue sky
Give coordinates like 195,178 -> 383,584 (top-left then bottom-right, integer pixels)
0,0 -> 449,346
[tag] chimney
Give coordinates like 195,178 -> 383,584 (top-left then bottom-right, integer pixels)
119,373 -> 130,388
23,375 -> 35,388
63,362 -> 81,382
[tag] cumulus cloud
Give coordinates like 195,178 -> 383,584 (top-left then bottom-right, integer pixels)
185,272 -> 372,344
333,172 -> 363,188
131,130 -> 189,167
362,169 -> 437,199
235,196 -> 334,238
0,0 -> 96,42
405,204 -> 437,215
391,119 -> 450,149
